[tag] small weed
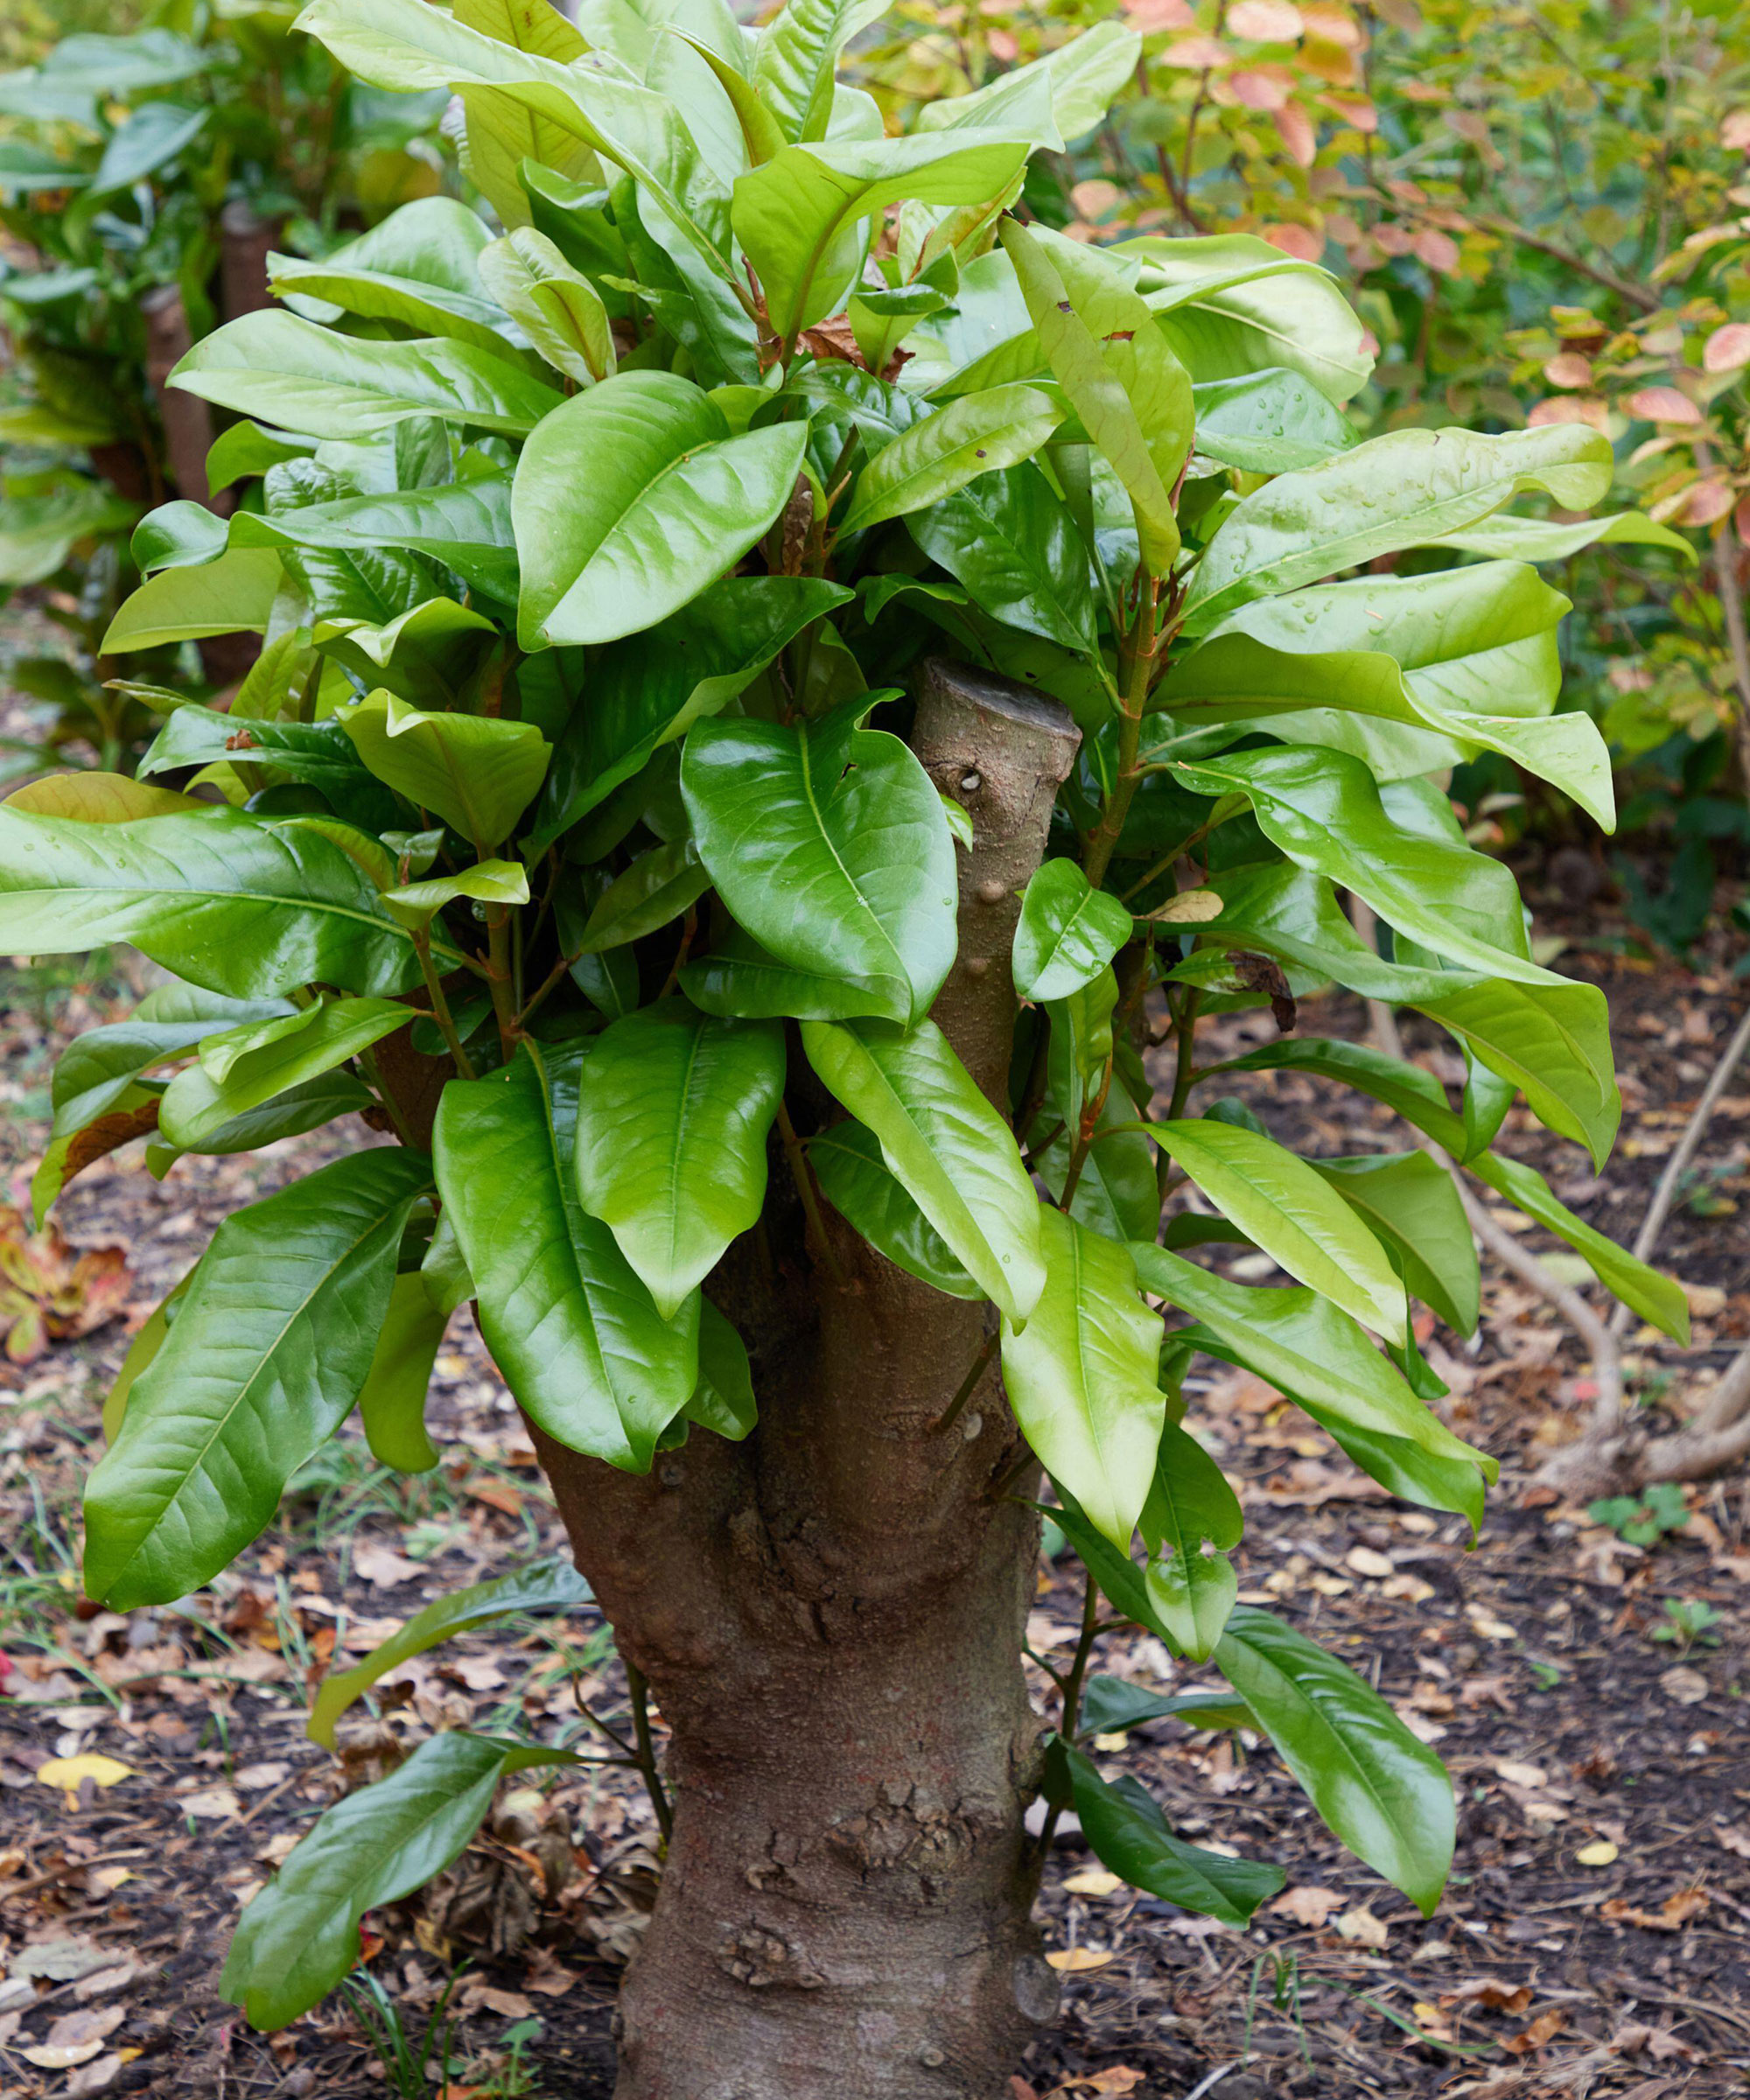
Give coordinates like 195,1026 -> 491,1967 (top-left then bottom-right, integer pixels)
458,2017 -> 544,2096
1650,1598 -> 1723,1650
1587,1482 -> 1689,1546
340,1964 -> 468,2097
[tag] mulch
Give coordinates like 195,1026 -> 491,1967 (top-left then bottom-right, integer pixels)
0,878 -> 1746,2097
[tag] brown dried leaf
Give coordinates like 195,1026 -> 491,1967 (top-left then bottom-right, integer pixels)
1503,2008 -> 1565,2054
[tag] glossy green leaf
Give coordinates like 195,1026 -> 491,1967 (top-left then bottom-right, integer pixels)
158,997 -> 409,1151
382,859 -> 528,929
1139,1420 -> 1242,1661
307,1557 -> 591,1749
1201,1035 -> 1466,1155
682,707 -> 957,1028
1061,1745 -> 1282,1923
335,689 -> 550,850
0,808 -> 422,998
222,1731 -> 574,2029
918,18 -> 1138,146
752,0 -> 889,144
573,1000 -> 785,1318
479,227 -> 615,384
1154,1116 -> 1406,1338
1079,1676 -> 1253,1737
1184,424 -> 1614,634
47,988 -> 292,1144
687,1298 -> 758,1441
735,133 -> 1031,339
1191,367 -> 1358,474
803,1017 -> 1046,1324
150,1073 -> 374,1169
1312,1152 -> 1479,1337
1468,1149 -> 1689,1342
101,547 -> 283,652
566,838 -> 711,955
84,1152 -> 433,1608
682,924 -> 898,1022
268,198 -> 507,355
841,383 -> 1065,533
1013,858 -> 1133,1002
1129,1241 -> 1493,1477
232,480 -> 518,607
170,312 -> 563,440
356,1270 -> 449,1476
809,1118 -> 980,1298
1214,1606 -> 1454,1914
1432,509 -> 1695,564
433,1045 -> 698,1469
1000,1207 -> 1161,1549
1030,1081 -> 1159,1246
133,499 -> 228,575
514,371 -> 807,648
907,463 -> 1101,656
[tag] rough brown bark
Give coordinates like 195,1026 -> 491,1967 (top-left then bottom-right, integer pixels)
535,666 -> 1081,2098
220,201 -> 283,321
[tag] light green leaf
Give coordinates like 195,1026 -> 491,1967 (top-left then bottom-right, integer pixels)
752,0 -> 889,144
101,547 -> 283,652
335,689 -> 550,850
356,1270 -> 450,1475
918,19 -> 1138,146
1214,1606 -> 1454,1914
1200,1035 -> 1466,1155
565,838 -> 711,954
513,371 -> 808,648
383,859 -> 529,929
687,1298 -> 758,1440
46,987 -> 293,1147
1139,1420 -> 1242,1660
1191,367 -> 1358,474
158,997 -> 410,1151
232,480 -> 518,608
1155,1116 -> 1407,1337
307,1556 -> 590,1749
478,227 -> 616,384
1184,424 -> 1614,634
1000,1207 -> 1162,1549
268,198 -> 508,356
1467,1149 -> 1689,1342
83,1152 -> 433,1608
841,383 -> 1065,533
433,1045 -> 698,1469
809,1118 -> 980,1298
802,1017 -> 1046,1323
222,1731 -> 575,2030
681,923 -> 898,1021
170,312 -> 563,441
1013,858 -> 1132,1002
907,463 -> 1101,656
1312,1152 -> 1479,1337
1432,509 -> 1695,564
682,707 -> 957,1028
573,1000 -> 785,1319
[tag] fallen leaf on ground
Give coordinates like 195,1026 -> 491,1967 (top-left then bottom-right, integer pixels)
1658,1666 -> 1709,1704
1465,1605 -> 1518,1641
1602,1888 -> 1708,1931
1493,1759 -> 1546,1788
46,2006 -> 124,2049
352,1543 -> 427,1589
34,1754 -> 134,1793
1576,1839 -> 1619,1866
176,1785 -> 242,1819
521,1945 -> 579,1997
1270,1886 -> 1346,1927
1046,1947 -> 1114,1972
1718,1824 -> 1750,1858
1503,2008 -> 1565,2054
12,1940 -> 116,1982
1335,1906 -> 1389,1947
1346,1546 -> 1394,1578
1047,2070 -> 1146,2096
22,2040 -> 105,2069
66,2057 -> 124,2097
233,1761 -> 290,1791
1446,1978 -> 1533,2014
1062,1870 -> 1125,1897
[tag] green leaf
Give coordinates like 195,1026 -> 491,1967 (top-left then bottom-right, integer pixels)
335,689 -> 550,850
752,0 -> 889,144
357,1270 -> 450,1475
268,198 -> 508,355
682,708 -> 957,1028
0,808 -> 423,998
1312,1152 -> 1479,1337
841,383 -> 1065,533
681,924 -> 899,1021
433,1045 -> 698,1469
907,463 -> 1101,657
1029,1081 -> 1160,1246
1468,1150 -> 1689,1342
1214,1606 -> 1454,1914
1191,368 -> 1358,474
1079,1676 -> 1252,1737
687,1298 -> 759,1441
1154,1116 -> 1406,1338
735,133 -> 1031,339
88,100 -> 208,195
382,860 -> 528,929
529,575 -> 850,850
916,18 -> 1138,146
1200,1036 -> 1465,1156
1060,1744 -> 1282,1924
133,499 -> 229,575
1138,1420 -> 1242,1660
170,312 -> 563,440
1459,1044 -> 1515,1162
158,997 -> 410,1151
564,837 -> 711,954
573,1000 -> 785,1319
232,480 -> 519,607
1000,220 -> 1190,575
1129,1242 -> 1492,1478
479,228 -> 616,384
1183,424 -> 1614,634
138,706 -> 396,823
802,1017 -> 1046,1324
48,987 -> 293,1144
102,1275 -> 190,1446
222,1731 -> 574,2029
1000,1208 -> 1161,1549
149,1073 -> 374,1169
513,371 -> 808,648
809,1119 -> 980,1298
83,1152 -> 433,1608
1431,509 -> 1695,564
1013,858 -> 1132,1002
101,547 -> 283,652
307,1557 -> 591,1749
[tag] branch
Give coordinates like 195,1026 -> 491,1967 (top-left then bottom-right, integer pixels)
1470,213 -> 1660,314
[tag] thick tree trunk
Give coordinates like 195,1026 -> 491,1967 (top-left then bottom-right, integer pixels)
536,667 -> 1081,2098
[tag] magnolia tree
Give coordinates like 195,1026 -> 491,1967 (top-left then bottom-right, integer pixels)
0,0 -> 1690,2090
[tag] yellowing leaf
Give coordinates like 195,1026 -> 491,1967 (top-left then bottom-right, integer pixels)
1062,1869 -> 1125,1896
1046,1946 -> 1116,1972
1576,1839 -> 1619,1866
36,1754 -> 136,1793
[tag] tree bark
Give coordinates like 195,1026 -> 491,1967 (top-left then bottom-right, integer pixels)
535,666 -> 1081,2098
